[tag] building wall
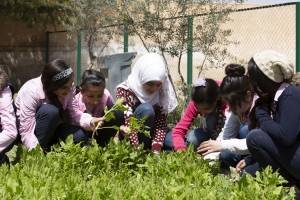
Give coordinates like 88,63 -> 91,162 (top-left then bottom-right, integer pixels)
0,17 -> 77,90
0,17 -> 47,89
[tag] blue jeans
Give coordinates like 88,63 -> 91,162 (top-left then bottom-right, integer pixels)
238,124 -> 249,139
131,103 -> 155,149
164,128 -> 211,151
219,150 -> 259,176
219,124 -> 251,172
35,104 -> 76,151
247,129 -> 300,187
164,111 -> 218,151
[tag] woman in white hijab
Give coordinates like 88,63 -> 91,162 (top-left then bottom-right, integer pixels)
116,53 -> 177,153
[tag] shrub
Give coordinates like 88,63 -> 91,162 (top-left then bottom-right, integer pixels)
0,138 -> 295,200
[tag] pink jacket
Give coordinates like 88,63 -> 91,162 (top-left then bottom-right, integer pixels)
15,76 -> 93,149
172,100 -> 199,151
173,80 -> 226,151
73,89 -> 114,117
0,86 -> 18,152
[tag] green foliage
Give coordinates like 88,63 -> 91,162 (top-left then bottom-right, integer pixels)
167,97 -> 185,126
92,98 -> 127,138
230,168 -> 295,200
128,116 -> 151,137
93,98 -> 150,138
0,0 -> 120,68
119,0 -> 244,88
103,98 -> 128,122
0,139 -> 295,199
0,0 -> 74,26
57,0 -> 121,68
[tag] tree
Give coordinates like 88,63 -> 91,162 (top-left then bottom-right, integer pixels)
62,0 -> 121,69
117,0 -> 243,96
0,0 -> 73,27
0,0 -> 121,69
1,0 -> 243,95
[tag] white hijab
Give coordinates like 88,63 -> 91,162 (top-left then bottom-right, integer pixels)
118,53 -> 177,114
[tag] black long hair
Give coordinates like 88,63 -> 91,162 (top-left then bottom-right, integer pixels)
41,59 -> 74,108
191,78 -> 219,107
220,64 -> 253,108
192,78 -> 224,139
80,69 -> 105,90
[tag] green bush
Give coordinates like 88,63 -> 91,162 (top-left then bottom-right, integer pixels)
0,138 -> 295,200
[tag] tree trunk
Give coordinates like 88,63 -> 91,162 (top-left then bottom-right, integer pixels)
131,23 -> 150,52
197,56 -> 207,78
161,51 -> 178,99
161,51 -> 179,123
177,52 -> 188,97
87,33 -> 97,69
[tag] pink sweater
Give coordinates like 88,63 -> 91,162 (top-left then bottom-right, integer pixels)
172,101 -> 199,151
0,86 -> 18,152
73,89 -> 114,117
172,81 -> 226,151
15,76 -> 93,150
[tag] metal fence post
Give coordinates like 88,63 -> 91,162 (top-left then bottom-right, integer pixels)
297,2 -> 300,72
76,31 -> 82,85
187,16 -> 193,85
124,22 -> 129,53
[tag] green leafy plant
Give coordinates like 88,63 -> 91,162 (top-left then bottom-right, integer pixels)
92,98 -> 127,138
127,116 -> 151,138
2,140 -> 295,199
92,98 -> 151,139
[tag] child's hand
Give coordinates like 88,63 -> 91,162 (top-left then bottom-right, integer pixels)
236,159 -> 246,173
197,139 -> 221,156
120,125 -> 130,134
176,148 -> 187,153
90,117 -> 104,130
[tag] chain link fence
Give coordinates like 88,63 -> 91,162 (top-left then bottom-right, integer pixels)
47,2 -> 296,86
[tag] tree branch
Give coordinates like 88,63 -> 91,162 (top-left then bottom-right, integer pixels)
161,51 -> 178,99
198,55 -> 207,78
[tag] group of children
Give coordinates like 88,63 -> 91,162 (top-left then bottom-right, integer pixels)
0,51 -> 299,188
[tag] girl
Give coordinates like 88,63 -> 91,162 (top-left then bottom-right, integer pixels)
164,78 -> 226,152
15,59 -> 100,151
245,50 -> 300,187
197,64 -> 259,175
72,69 -> 123,147
116,53 -> 177,153
0,67 -> 18,163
